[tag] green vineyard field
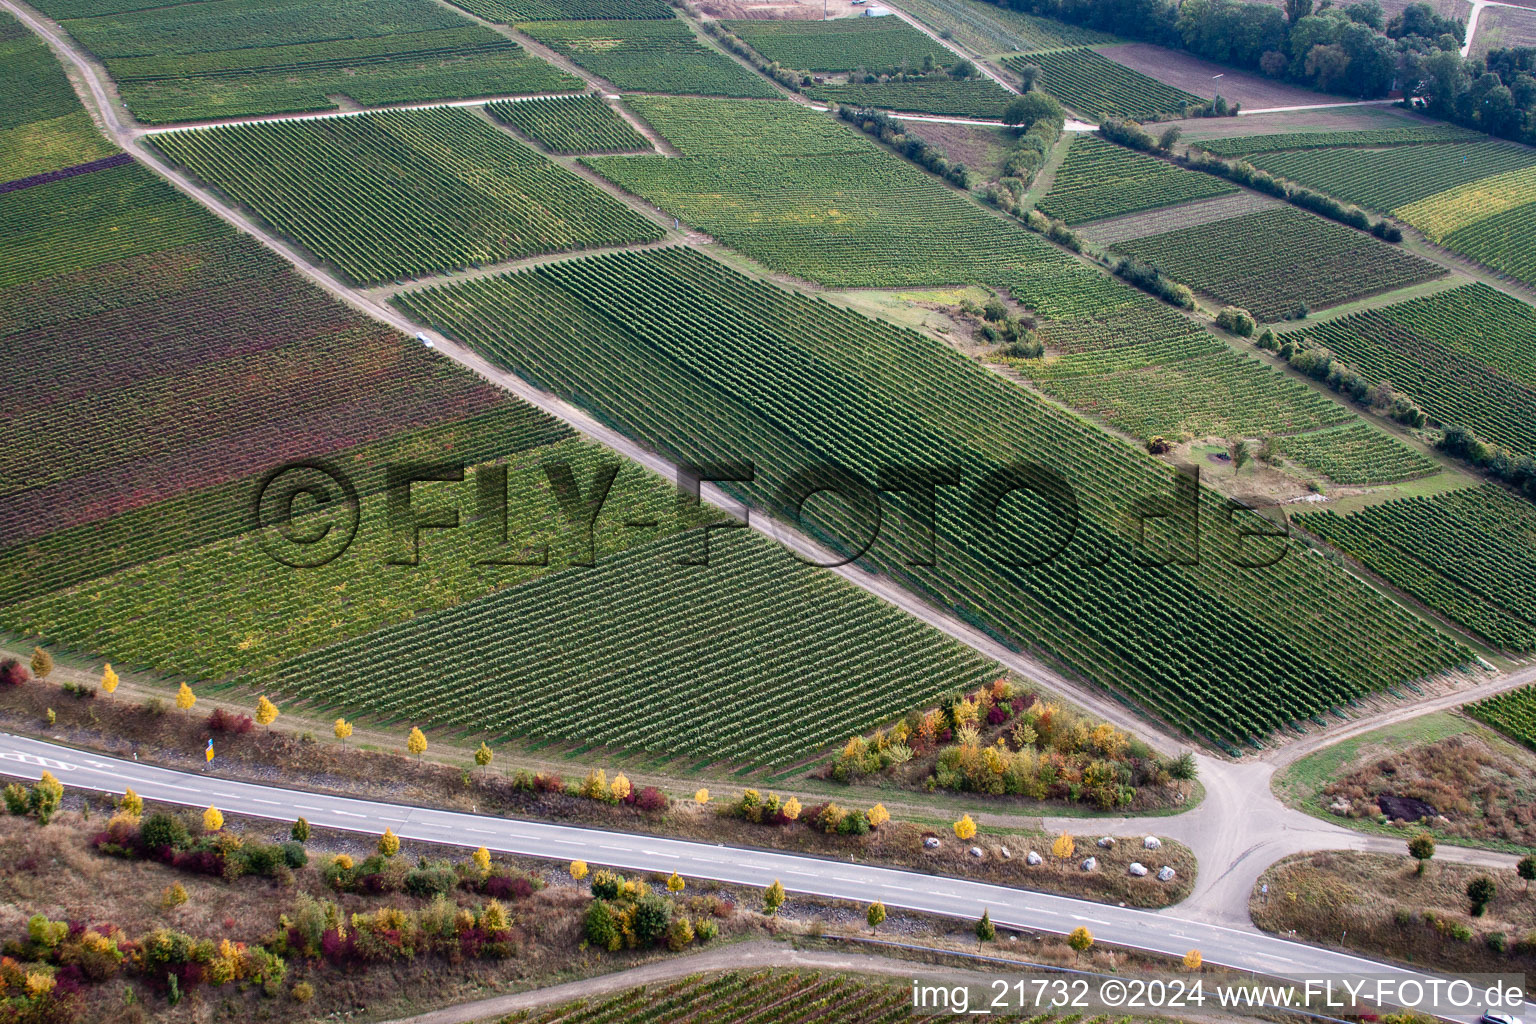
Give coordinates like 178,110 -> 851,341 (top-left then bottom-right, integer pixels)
1037,135 -> 1237,224
894,0 -> 1117,55
1194,124 -> 1484,157
802,77 -> 1014,118
1006,47 -> 1201,120
0,12 -> 117,182
1468,685 -> 1536,751
1248,141 -> 1536,214
450,0 -> 672,20
488,94 -> 650,153
150,107 -> 663,285
1268,422 -> 1437,485
1287,283 -> 1536,459
395,245 -> 1470,748
722,17 -> 952,72
36,0 -> 580,123
520,19 -> 779,98
1113,207 -> 1444,321
1299,486 -> 1536,652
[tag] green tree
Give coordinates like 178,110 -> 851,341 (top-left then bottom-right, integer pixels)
1230,439 -> 1251,474
634,895 -> 673,946
1518,855 -> 1536,892
764,879 -> 786,916
1157,125 -> 1182,151
1408,832 -> 1435,874
291,818 -> 310,843
1002,91 -> 1064,130
1468,875 -> 1497,917
975,908 -> 995,944
584,900 -> 621,951
474,742 -> 494,769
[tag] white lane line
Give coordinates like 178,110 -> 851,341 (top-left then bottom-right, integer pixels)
881,885 -> 914,891
598,845 -> 631,852
332,810 -> 364,818
251,799 -> 282,806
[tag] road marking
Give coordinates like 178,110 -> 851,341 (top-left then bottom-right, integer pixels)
251,799 -> 281,806
332,810 -> 363,818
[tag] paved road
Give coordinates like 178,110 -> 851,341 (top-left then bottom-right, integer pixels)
0,733 -> 1523,1023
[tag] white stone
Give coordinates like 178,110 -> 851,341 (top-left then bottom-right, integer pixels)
999,846 -> 1011,859
924,837 -> 941,849
1080,856 -> 1098,871
1143,835 -> 1161,850
1096,836 -> 1115,848
1026,851 -> 1042,866
969,846 -> 984,858
1157,866 -> 1176,882
1128,862 -> 1148,877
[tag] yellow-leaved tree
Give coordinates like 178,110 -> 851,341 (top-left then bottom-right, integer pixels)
472,846 -> 491,874
255,695 -> 279,730
953,814 -> 977,840
866,804 -> 890,830
333,718 -> 352,742
30,648 -> 52,680
782,796 -> 802,821
203,806 -> 223,832
610,773 -> 632,802
1183,949 -> 1202,971
474,742 -> 493,768
667,871 -> 685,893
694,788 -> 709,805
763,879 -> 786,916
480,899 -> 509,932
406,727 -> 427,758
1068,926 -> 1094,960
1052,832 -> 1076,861
378,828 -> 400,858
569,860 -> 588,881
100,664 -> 118,696
175,682 -> 196,714
119,788 -> 143,817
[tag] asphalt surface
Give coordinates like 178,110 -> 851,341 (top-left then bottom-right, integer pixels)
0,732 -> 1524,1023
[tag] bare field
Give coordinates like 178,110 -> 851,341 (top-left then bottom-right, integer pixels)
908,120 -> 1014,177
1077,191 -> 1281,245
1093,43 -> 1348,109
1472,3 -> 1536,55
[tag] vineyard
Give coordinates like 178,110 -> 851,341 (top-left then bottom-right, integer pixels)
894,0 -> 1118,56
487,94 -> 650,153
150,107 -> 663,285
261,528 -> 997,767
1113,207 -> 1444,321
1193,124 -> 1485,156
0,12 -> 116,183
804,77 -> 1014,118
1439,201 -> 1536,290
394,245 -> 1470,748
586,100 -> 1076,287
1247,141 -> 1536,213
1391,161 -> 1536,287
448,0 -> 672,19
1005,48 -> 1202,120
1287,283 -> 1536,459
1468,685 -> 1536,752
38,0 -> 580,122
1036,135 -> 1237,225
498,971 -> 1154,1024
1297,486 -> 1536,652
1267,422 -> 1437,485
519,20 -> 779,97
722,17 -> 952,73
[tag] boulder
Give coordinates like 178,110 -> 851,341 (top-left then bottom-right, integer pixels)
999,846 -> 1011,859
1096,836 -> 1115,848
1080,856 -> 1098,872
1143,836 -> 1161,850
1128,862 -> 1148,877
923,837 -> 941,849
1026,851 -> 1042,866
1328,798 -> 1351,816
969,846 -> 984,858
1157,866 -> 1176,882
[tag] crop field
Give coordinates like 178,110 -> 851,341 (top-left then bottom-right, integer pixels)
449,0 -> 673,20
894,0 -> 1118,55
151,107 -> 663,285
1006,47 -> 1202,120
1247,141 -> 1536,213
588,98 -> 1077,287
1113,207 -> 1444,321
1267,422 -> 1437,485
36,0 -> 581,123
1436,201 -> 1536,288
1298,486 -> 1536,652
802,77 -> 1014,118
722,17 -> 952,72
395,245 -> 1470,749
262,528 -> 997,767
1286,284 -> 1536,459
1036,135 -> 1237,225
0,13 -> 116,182
519,19 -> 779,97
487,94 -> 650,152
1194,125 -> 1485,156
1468,686 -> 1536,751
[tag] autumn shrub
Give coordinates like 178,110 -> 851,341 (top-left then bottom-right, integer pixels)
532,773 -> 565,794
206,708 -> 254,734
629,786 -> 669,813
0,659 -> 28,687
